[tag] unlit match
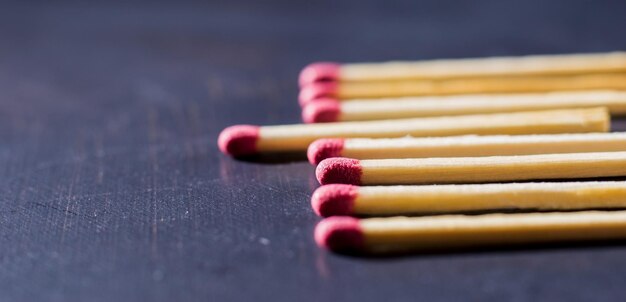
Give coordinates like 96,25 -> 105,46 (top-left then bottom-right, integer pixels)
302,90 -> 626,123
315,211 -> 626,254
315,151 -> 626,185
307,132 -> 626,165
299,73 -> 626,104
311,182 -> 626,217
299,51 -> 626,86
218,107 -> 609,157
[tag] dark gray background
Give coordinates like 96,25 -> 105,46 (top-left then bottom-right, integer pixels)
1,1 -> 626,301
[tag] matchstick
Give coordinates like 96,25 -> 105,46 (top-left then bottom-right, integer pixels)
301,90 -> 626,123
311,182 -> 626,217
299,51 -> 626,86
315,151 -> 626,185
217,107 -> 609,157
315,211 -> 626,254
306,132 -> 626,165
298,73 -> 626,105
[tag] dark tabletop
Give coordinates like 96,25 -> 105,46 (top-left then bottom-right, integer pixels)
1,1 -> 626,301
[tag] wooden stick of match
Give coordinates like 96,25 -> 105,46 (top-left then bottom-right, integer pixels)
315,151 -> 626,185
307,132 -> 626,165
299,73 -> 626,104
302,90 -> 626,123
299,52 -> 626,86
217,107 -> 609,157
311,182 -> 626,217
315,211 -> 626,254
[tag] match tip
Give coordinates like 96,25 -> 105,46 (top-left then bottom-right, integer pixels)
316,157 -> 362,185
298,82 -> 339,107
302,100 -> 341,123
307,138 -> 345,165
311,184 -> 358,217
315,216 -> 364,252
299,62 -> 340,87
217,125 -> 260,157
299,95 -> 340,108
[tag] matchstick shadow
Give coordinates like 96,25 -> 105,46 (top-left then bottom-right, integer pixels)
361,176 -> 626,186
354,207 -> 626,218
334,240 -> 626,260
233,152 -> 308,164
610,117 -> 626,131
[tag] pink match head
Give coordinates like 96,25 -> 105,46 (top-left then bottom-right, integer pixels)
307,138 -> 345,165
314,216 -> 365,252
311,184 -> 358,217
302,100 -> 341,123
315,157 -> 362,185
298,82 -> 339,107
217,125 -> 260,157
298,62 -> 340,87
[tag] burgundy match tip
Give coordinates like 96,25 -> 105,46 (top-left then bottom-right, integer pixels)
299,95 -> 340,108
316,158 -> 362,185
315,216 -> 365,252
302,100 -> 341,124
311,184 -> 358,217
217,125 -> 260,157
299,62 -> 341,87
298,82 -> 339,107
307,138 -> 345,165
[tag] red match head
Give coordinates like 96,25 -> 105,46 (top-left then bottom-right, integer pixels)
217,125 -> 260,157
311,184 -> 358,217
307,138 -> 345,165
314,216 -> 364,252
299,95 -> 341,108
315,157 -> 362,185
302,99 -> 341,123
299,62 -> 340,87
298,82 -> 339,107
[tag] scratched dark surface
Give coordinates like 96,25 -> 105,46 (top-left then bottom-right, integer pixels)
1,1 -> 626,301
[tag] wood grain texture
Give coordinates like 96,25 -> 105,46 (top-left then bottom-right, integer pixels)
1,1 -> 626,301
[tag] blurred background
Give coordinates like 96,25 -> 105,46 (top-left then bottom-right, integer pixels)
1,1 -> 626,301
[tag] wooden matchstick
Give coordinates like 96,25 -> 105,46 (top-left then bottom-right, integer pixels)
315,211 -> 626,254
299,73 -> 626,104
299,51 -> 626,86
315,151 -> 626,185
302,90 -> 626,123
311,182 -> 626,217
218,107 -> 609,157
306,132 -> 626,165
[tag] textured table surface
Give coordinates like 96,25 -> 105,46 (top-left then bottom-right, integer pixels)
1,1 -> 626,301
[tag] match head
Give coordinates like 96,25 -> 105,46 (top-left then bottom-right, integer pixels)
316,157 -> 362,185
307,138 -> 345,165
299,95 -> 340,108
302,99 -> 341,123
299,62 -> 340,87
311,184 -> 358,217
298,82 -> 339,107
217,125 -> 260,157
315,216 -> 365,252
